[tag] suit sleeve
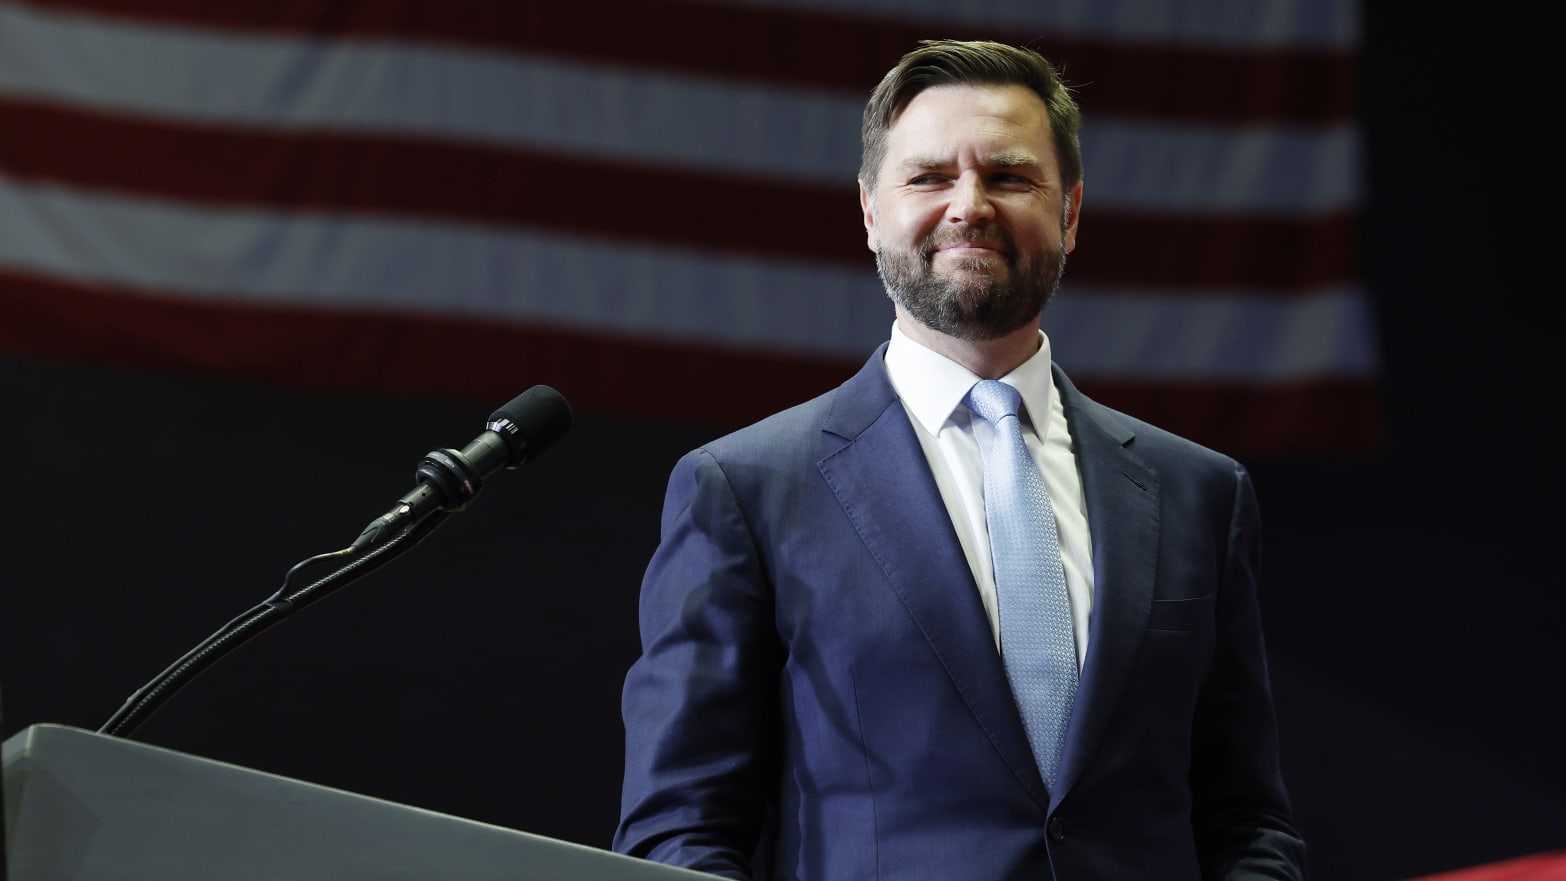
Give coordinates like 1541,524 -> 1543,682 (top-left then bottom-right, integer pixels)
1192,463 -> 1308,879
613,448 -> 781,880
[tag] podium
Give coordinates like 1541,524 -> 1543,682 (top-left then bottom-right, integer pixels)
3,724 -> 711,880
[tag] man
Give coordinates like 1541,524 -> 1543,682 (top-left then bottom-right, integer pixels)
614,40 -> 1305,880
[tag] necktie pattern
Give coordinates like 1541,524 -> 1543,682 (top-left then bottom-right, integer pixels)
966,379 -> 1079,790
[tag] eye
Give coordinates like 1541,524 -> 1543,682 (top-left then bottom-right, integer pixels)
908,174 -> 947,186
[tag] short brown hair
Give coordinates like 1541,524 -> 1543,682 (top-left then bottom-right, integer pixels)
860,40 -> 1083,193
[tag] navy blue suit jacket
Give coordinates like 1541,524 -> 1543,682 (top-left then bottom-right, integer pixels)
615,345 -> 1305,880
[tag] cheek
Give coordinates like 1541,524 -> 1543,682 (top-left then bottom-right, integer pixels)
1004,211 -> 1057,248
885,207 -> 939,247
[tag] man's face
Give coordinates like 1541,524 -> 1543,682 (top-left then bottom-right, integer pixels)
860,84 -> 1081,341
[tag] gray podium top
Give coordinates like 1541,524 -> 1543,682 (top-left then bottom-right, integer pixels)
3,724 -> 711,881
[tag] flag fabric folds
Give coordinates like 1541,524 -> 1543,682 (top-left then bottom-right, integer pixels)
0,0 -> 1376,455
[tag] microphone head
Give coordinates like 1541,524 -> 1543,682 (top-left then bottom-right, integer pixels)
489,385 -> 573,466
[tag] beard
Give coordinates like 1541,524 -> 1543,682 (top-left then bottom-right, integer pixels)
876,224 -> 1067,342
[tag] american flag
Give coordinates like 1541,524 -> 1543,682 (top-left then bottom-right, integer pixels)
0,0 -> 1376,456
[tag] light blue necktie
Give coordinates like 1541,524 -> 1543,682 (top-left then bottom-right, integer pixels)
966,379 -> 1079,790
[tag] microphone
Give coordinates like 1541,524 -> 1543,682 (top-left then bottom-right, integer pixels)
350,385 -> 572,551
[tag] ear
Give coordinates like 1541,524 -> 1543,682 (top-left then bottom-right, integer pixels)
1062,179 -> 1083,254
858,178 -> 879,254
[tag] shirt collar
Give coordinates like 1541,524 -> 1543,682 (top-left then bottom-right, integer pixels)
885,320 -> 1057,436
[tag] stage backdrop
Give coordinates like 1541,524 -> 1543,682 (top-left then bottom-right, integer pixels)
1,0 -> 1375,456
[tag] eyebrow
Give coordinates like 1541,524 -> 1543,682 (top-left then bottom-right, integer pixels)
987,151 -> 1045,170
896,151 -> 1045,173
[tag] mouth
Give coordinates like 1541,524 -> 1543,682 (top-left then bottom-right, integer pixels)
930,241 -> 1010,268
926,232 -> 1011,262
935,243 -> 1006,256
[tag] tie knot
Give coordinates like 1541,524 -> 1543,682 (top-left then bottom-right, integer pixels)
966,379 -> 1022,427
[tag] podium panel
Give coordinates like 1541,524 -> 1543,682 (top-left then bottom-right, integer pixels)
3,724 -> 710,881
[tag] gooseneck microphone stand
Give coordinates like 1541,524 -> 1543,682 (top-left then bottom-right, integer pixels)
96,384 -> 573,740
97,512 -> 448,739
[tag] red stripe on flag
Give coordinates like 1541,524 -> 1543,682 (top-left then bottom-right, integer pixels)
17,0 -> 1356,124
0,98 -> 1358,291
1,269 -> 1380,455
1070,375 -> 1383,459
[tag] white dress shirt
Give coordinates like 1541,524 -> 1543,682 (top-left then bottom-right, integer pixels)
883,322 -> 1096,669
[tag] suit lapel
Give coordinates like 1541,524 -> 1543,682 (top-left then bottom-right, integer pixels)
1051,368 -> 1161,807
815,347 -> 1052,810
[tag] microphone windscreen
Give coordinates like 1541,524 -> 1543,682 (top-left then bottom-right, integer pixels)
493,385 -> 573,463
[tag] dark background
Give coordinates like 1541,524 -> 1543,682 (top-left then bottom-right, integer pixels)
3,6 -> 1562,880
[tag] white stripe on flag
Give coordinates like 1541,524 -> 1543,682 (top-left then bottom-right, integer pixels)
0,173 -> 1375,380
0,3 -> 1358,215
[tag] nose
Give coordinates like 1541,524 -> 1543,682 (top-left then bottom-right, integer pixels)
947,173 -> 995,224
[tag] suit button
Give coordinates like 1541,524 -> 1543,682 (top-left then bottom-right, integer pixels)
1048,817 -> 1066,842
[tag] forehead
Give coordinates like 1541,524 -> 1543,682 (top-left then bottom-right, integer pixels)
882,83 -> 1056,170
